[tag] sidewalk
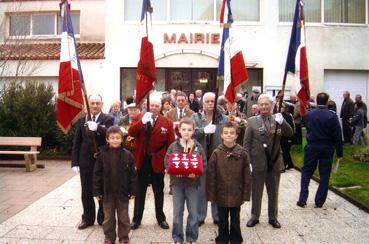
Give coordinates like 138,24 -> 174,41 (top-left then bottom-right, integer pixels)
0,167 -> 368,243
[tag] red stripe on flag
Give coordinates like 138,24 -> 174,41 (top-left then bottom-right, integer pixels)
225,51 -> 248,103
298,47 -> 310,115
219,0 -> 226,24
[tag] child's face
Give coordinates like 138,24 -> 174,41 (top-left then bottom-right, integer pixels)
107,132 -> 123,148
179,123 -> 194,140
221,127 -> 238,144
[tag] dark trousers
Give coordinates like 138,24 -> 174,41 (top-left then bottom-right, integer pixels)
80,170 -> 103,224
216,206 -> 242,244
293,123 -> 302,145
298,144 -> 334,205
342,119 -> 353,143
132,157 -> 166,223
281,138 -> 294,168
103,195 -> 130,242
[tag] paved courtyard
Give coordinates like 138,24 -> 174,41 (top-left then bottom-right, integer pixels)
0,162 -> 368,243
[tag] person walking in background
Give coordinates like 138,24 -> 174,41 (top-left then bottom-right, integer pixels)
351,101 -> 366,145
188,93 -> 200,113
244,94 -> 293,229
195,89 -> 203,112
165,118 -> 206,244
297,92 -> 343,209
93,126 -> 137,244
290,95 -> 302,145
207,122 -> 251,244
280,104 -> 295,171
71,94 -> 114,229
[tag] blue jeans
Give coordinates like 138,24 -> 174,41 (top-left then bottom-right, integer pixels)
198,173 -> 219,222
172,185 -> 199,243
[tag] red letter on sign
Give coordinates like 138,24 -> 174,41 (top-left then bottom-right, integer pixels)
211,34 -> 220,44
164,33 -> 176,44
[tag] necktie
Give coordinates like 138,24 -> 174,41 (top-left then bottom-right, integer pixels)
92,115 -> 96,122
179,109 -> 183,120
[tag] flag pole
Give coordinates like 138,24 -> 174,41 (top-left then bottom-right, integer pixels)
62,0 -> 99,155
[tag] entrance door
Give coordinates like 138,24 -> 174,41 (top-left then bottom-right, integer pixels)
166,68 -> 217,94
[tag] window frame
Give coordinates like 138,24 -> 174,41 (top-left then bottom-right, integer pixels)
122,0 -> 262,25
7,11 -> 81,39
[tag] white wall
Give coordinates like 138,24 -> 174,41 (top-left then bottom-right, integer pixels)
104,0 -> 369,102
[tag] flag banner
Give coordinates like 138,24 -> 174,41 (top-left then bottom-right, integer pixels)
285,0 -> 310,115
140,0 -> 152,22
218,0 -> 248,104
57,1 -> 84,134
135,36 -> 156,105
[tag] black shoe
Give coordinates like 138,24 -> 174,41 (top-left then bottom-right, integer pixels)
158,220 -> 170,229
246,219 -> 259,227
213,220 -> 219,225
97,208 -> 104,225
77,221 -> 93,230
314,203 -> 323,208
198,220 -> 205,227
296,201 -> 306,208
130,221 -> 140,230
268,219 -> 281,228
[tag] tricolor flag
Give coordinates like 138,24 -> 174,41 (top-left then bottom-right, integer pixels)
135,0 -> 156,105
285,0 -> 310,115
218,0 -> 248,104
57,0 -> 84,133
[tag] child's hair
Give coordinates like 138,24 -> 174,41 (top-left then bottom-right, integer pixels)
221,122 -> 239,135
106,126 -> 124,139
179,117 -> 195,129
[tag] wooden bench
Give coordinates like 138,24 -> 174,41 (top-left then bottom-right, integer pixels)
0,137 -> 43,172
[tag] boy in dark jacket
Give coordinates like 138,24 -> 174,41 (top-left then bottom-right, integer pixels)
94,126 -> 138,244
207,122 -> 252,244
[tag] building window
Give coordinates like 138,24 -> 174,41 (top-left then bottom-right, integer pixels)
279,0 -> 321,22
8,12 -> 80,37
124,0 -> 168,21
217,0 -> 260,21
324,0 -> 366,24
170,0 -> 214,21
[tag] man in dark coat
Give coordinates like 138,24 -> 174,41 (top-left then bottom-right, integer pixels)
340,91 -> 355,143
71,94 -> 114,229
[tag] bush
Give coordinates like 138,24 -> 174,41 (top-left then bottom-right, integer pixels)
353,146 -> 369,163
0,81 -> 74,156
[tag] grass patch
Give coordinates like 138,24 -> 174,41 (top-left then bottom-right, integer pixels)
291,144 -> 369,208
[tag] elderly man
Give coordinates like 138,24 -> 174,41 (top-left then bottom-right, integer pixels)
166,91 -> 194,122
192,92 -> 229,226
245,88 -> 260,118
119,102 -> 141,151
243,94 -> 293,228
340,91 -> 355,143
128,95 -> 175,230
195,89 -> 203,112
72,94 -> 114,229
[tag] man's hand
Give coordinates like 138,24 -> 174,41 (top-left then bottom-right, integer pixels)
129,195 -> 135,200
204,123 -> 216,134
141,112 -> 153,124
275,113 -> 284,125
86,121 -> 98,131
95,195 -> 102,201
72,166 -> 80,174
333,157 -> 343,173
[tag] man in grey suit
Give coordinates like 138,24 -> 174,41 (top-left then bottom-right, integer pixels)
243,94 -> 293,228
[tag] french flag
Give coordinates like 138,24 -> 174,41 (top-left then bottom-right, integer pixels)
285,0 -> 310,115
218,0 -> 248,104
57,0 -> 84,133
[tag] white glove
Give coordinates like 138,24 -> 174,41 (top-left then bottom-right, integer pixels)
120,126 -> 128,135
141,112 -> 153,124
204,123 -> 216,134
234,117 -> 241,123
72,166 -> 80,174
275,113 -> 284,125
86,121 -> 98,131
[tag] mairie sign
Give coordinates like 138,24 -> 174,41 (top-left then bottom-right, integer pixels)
164,33 -> 220,44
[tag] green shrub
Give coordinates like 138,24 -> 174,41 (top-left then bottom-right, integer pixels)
0,81 -> 74,156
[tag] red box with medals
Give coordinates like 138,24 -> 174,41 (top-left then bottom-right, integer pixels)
167,153 -> 204,176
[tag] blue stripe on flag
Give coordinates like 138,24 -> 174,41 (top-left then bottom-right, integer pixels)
285,0 -> 301,73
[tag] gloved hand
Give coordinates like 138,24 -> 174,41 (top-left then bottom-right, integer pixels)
86,121 -> 98,131
72,166 -> 80,174
204,123 -> 216,134
141,112 -> 153,124
234,117 -> 241,123
275,113 -> 284,125
120,126 -> 128,135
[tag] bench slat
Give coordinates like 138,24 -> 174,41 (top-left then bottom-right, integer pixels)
0,151 -> 40,155
0,137 -> 42,147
